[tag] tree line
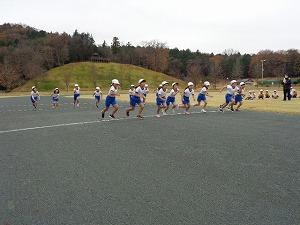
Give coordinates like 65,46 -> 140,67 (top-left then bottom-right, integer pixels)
1,23 -> 300,90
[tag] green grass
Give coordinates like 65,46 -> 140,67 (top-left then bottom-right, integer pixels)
14,62 -> 186,92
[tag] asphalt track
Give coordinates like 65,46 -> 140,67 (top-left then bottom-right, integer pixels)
0,96 -> 299,225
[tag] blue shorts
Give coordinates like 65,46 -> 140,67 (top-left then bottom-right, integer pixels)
52,97 -> 59,103
130,96 -> 141,107
156,98 -> 166,106
74,93 -> 80,101
182,96 -> 190,105
225,94 -> 233,104
197,94 -> 206,102
235,94 -> 243,103
95,96 -> 100,101
105,96 -> 117,107
31,96 -> 38,103
166,96 -> 175,106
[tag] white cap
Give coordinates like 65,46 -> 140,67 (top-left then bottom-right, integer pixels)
274,90 -> 277,92
74,84 -> 79,87
32,86 -> 36,90
55,87 -> 59,90
172,82 -> 178,87
266,90 -> 269,92
204,81 -> 210,86
260,89 -> 263,92
161,81 -> 169,86
240,82 -> 245,86
130,84 -> 135,87
230,80 -> 237,85
96,87 -> 100,90
188,82 -> 194,86
138,79 -> 146,84
112,79 -> 120,85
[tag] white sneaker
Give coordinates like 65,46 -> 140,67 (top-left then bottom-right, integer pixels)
184,111 -> 191,115
201,109 -> 207,113
162,110 -> 167,116
156,114 -> 161,118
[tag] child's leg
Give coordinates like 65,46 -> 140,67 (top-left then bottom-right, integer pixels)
111,104 -> 119,116
194,101 -> 201,107
202,100 -> 207,109
165,104 -> 170,112
229,101 -> 234,110
102,106 -> 109,113
126,105 -> 135,113
186,103 -> 190,112
220,102 -> 228,109
157,105 -> 161,114
236,102 -> 242,110
137,103 -> 144,116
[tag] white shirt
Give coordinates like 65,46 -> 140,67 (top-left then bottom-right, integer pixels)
183,88 -> 194,97
226,85 -> 238,95
236,86 -> 245,95
168,89 -> 179,97
199,87 -> 207,95
31,91 -> 39,98
129,88 -> 135,96
94,90 -> 102,97
157,88 -> 167,98
74,88 -> 80,94
108,86 -> 118,97
143,88 -> 149,95
52,93 -> 59,99
135,86 -> 144,96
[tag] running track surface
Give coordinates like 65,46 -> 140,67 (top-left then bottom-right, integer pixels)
0,96 -> 299,225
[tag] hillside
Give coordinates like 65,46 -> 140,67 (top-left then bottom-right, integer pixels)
14,62 -> 186,92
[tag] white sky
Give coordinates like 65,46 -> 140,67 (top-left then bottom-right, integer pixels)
0,0 -> 299,54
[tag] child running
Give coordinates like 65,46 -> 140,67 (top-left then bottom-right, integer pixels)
73,84 -> 80,108
51,88 -> 60,109
142,84 -> 149,103
219,80 -> 238,112
128,84 -> 135,102
234,82 -> 246,111
165,82 -> 180,114
126,79 -> 146,119
101,79 -> 120,119
93,87 -> 102,109
180,82 -> 195,115
194,81 -> 210,113
30,86 -> 40,110
156,81 -> 169,117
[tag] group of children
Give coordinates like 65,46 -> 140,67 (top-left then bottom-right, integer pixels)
257,89 -> 279,100
30,78 -> 249,117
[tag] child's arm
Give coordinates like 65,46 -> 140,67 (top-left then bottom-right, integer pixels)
206,92 -> 213,98
219,86 -> 227,93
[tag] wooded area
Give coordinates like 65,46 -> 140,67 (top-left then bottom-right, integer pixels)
1,23 -> 300,90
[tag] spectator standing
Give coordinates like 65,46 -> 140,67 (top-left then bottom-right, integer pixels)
282,75 -> 292,101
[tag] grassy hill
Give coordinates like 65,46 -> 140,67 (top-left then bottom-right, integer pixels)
14,62 -> 185,92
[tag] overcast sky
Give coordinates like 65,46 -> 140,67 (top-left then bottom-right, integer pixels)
1,0 -> 299,54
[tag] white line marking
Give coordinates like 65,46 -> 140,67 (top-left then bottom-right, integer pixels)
0,111 -> 217,135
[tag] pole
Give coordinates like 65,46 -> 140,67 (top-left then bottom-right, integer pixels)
261,59 -> 266,85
